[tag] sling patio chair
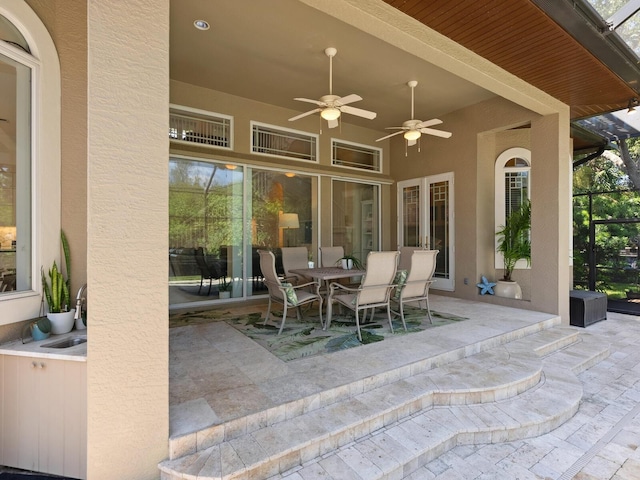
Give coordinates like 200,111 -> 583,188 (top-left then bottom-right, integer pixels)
392,249 -> 438,327
325,250 -> 399,341
281,246 -> 313,286
258,249 -> 323,334
319,246 -> 344,267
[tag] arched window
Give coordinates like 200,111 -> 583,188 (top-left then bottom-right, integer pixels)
495,147 -> 531,269
0,2 -> 61,324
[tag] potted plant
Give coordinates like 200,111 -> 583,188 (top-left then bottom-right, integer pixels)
42,230 -> 75,334
495,200 -> 531,299
338,253 -> 363,270
218,276 -> 232,299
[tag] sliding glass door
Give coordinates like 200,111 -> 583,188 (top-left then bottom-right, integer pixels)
397,173 -> 454,290
331,180 -> 379,265
169,156 -> 315,306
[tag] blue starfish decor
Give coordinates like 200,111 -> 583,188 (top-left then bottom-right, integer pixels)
477,276 -> 496,295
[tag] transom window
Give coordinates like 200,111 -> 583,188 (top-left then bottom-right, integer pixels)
251,122 -> 318,162
331,139 -> 381,172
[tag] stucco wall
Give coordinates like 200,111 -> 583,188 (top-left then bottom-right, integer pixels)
86,1 -> 169,479
387,95 -> 571,319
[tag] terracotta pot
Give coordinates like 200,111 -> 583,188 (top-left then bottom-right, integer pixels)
494,280 -> 522,299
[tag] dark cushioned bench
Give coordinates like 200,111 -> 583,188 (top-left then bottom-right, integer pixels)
569,290 -> 607,327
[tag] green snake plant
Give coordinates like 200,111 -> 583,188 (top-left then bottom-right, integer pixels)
41,230 -> 72,313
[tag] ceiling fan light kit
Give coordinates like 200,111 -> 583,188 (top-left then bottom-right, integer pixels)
320,107 -> 341,121
288,47 -> 376,129
376,80 -> 452,153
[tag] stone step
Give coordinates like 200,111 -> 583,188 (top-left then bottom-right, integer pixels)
166,313 -> 561,462
159,324 -> 590,480
276,330 -> 610,480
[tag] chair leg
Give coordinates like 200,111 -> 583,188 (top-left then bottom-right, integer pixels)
198,276 -> 203,294
325,299 -> 333,331
207,278 -> 212,296
386,304 -> 394,334
398,301 -> 407,331
264,298 -> 273,325
425,294 -> 433,324
317,297 -> 324,328
278,303 -> 288,335
355,309 -> 362,342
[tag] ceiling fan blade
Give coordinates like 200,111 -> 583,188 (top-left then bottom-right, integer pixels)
327,118 -> 339,128
335,94 -> 362,106
294,97 -> 325,106
376,130 -> 404,142
408,139 -> 417,146
385,126 -> 405,130
341,105 -> 377,119
416,118 -> 443,128
288,108 -> 321,122
419,127 -> 452,138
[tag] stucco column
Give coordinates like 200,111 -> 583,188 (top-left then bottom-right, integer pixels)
87,1 -> 169,479
531,112 -> 571,323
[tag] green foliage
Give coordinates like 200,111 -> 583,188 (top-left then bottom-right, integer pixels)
61,230 -> 71,296
338,254 -> 363,270
42,261 -> 70,313
496,200 -> 531,281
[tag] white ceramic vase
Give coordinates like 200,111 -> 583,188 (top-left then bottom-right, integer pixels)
494,280 -> 522,299
47,309 -> 76,334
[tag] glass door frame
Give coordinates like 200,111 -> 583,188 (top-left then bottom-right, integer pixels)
397,172 -> 455,291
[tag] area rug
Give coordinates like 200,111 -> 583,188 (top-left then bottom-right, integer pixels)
170,305 -> 468,362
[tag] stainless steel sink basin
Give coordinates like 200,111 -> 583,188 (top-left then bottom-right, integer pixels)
41,335 -> 87,349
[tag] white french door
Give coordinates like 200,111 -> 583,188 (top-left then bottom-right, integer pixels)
397,172 -> 455,291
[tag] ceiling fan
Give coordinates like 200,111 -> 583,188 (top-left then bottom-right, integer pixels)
376,81 -> 452,146
288,47 -> 377,128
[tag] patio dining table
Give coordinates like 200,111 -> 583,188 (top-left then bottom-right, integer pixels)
288,266 -> 365,301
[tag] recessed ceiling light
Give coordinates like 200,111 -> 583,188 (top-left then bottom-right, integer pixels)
194,20 -> 210,31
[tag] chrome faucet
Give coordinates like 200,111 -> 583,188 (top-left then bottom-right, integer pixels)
74,283 -> 87,321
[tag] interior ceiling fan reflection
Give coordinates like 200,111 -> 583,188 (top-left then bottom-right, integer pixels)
376,80 -> 452,146
288,47 -> 377,129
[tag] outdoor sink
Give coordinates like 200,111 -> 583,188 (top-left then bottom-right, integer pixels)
41,335 -> 87,349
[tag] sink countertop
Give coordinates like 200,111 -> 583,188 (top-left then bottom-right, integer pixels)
0,330 -> 87,362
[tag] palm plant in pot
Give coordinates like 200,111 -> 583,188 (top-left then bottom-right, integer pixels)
495,200 -> 531,299
41,230 -> 75,334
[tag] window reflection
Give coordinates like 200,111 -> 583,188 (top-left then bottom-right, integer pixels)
0,49 -> 31,294
168,158 -> 315,305
332,181 -> 379,265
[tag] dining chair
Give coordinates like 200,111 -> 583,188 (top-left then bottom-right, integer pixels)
258,250 -> 323,334
194,247 -> 223,295
281,247 -> 312,286
398,246 -> 421,271
326,250 -> 399,341
392,249 -> 438,327
320,246 -> 344,267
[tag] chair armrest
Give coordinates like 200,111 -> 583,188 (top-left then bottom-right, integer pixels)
328,282 -> 360,294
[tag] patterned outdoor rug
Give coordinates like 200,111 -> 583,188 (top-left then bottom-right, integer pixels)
170,305 -> 468,362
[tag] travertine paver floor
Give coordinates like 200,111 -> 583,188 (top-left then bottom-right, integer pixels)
401,311 -> 640,480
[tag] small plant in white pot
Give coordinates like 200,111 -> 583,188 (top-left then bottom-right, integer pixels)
42,231 -> 75,334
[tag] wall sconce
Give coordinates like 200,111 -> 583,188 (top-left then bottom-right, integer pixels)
628,98 -> 639,115
225,164 -> 238,170
285,172 -> 296,178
